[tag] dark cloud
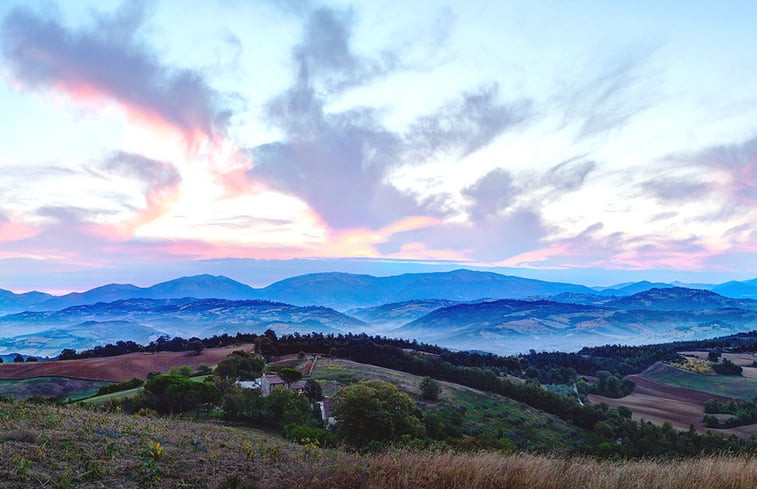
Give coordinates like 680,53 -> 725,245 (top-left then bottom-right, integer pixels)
405,85 -> 530,161
560,49 -> 657,140
462,168 -> 516,222
295,6 -> 399,93
1,4 -> 230,141
660,135 -> 757,207
642,178 -> 711,201
376,207 -> 548,263
543,157 -> 596,192
253,5 -> 530,230
101,151 -> 180,192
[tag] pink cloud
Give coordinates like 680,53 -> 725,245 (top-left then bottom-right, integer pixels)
0,218 -> 40,243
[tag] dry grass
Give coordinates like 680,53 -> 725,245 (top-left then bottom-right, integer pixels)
2,400 -> 756,489
670,356 -> 715,375
296,451 -> 757,489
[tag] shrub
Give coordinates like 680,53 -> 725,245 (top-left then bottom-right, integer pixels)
283,423 -> 335,447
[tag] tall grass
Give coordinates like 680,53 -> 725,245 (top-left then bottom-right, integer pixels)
289,450 -> 757,489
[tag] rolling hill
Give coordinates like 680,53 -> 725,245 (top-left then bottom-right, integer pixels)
603,287 -> 757,311
0,298 -> 366,356
396,292 -> 757,353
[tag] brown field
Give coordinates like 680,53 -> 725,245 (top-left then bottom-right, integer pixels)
0,344 -> 255,382
681,350 -> 757,366
589,373 -> 757,438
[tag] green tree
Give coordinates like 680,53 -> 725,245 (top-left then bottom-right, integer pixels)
303,379 -> 323,402
143,374 -> 221,415
188,339 -> 205,356
419,377 -> 441,401
330,380 -> 425,448
278,367 -> 302,387
214,351 -> 265,380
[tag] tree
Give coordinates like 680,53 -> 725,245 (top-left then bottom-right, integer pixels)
13,355 -> 23,363
169,366 -> 193,377
278,367 -> 302,387
303,379 -> 323,403
708,351 -> 721,362
25,357 -> 38,362
330,380 -> 425,448
195,364 -> 213,376
419,377 -> 441,401
188,339 -> 205,356
59,349 -> 77,361
214,351 -> 265,380
143,374 -> 221,415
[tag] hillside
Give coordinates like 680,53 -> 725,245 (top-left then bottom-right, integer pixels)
347,299 -> 462,327
2,400 -> 757,488
310,357 -> 584,451
0,344 -> 256,382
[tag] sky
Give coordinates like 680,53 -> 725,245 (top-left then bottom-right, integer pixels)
1,0 -> 756,293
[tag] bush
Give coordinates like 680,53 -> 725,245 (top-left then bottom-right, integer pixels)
96,377 -> 145,396
283,423 -> 335,447
712,359 -> 742,376
420,377 -> 441,401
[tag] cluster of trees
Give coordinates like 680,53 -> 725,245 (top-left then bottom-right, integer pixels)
524,365 -> 578,385
712,359 -> 743,375
586,371 -> 635,398
0,355 -> 38,364
214,350 -> 265,380
96,377 -> 144,396
703,399 -> 757,428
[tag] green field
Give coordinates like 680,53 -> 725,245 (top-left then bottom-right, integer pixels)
311,358 -> 585,451
0,376 -> 111,401
643,363 -> 757,401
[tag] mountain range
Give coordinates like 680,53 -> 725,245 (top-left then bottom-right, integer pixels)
2,270 -> 757,356
3,270 -> 757,315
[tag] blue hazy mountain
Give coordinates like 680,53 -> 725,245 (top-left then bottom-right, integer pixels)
347,299 -> 464,327
595,281 -> 675,296
0,298 -> 365,356
29,275 -> 257,311
5,271 -> 757,314
0,288 -> 54,314
396,291 -> 757,354
256,269 -> 599,308
713,278 -> 757,299
603,287 -> 757,311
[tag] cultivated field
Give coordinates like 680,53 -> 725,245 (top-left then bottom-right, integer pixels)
2,400 -> 757,489
589,361 -> 757,438
0,344 -> 255,382
643,362 -> 757,400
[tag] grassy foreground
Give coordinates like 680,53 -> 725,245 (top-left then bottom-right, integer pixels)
1,400 -> 757,489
